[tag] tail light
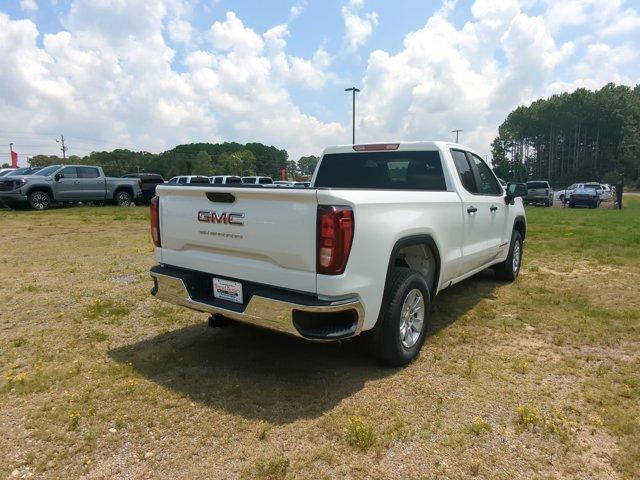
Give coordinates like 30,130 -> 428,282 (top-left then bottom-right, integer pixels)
150,196 -> 161,247
317,205 -> 354,275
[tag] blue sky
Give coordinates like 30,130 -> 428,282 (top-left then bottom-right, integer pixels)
1,0 -> 639,164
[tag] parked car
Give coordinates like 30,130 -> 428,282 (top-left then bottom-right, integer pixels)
568,186 -> 600,208
558,182 -> 609,203
148,141 -> 527,366
524,180 -> 553,207
4,167 -> 40,177
0,164 -> 142,210
167,175 -> 211,184
210,175 -> 243,185
242,176 -> 273,185
123,173 -> 165,204
273,181 -> 308,187
0,168 -> 16,177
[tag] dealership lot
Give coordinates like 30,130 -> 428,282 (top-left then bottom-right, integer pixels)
1,202 -> 639,479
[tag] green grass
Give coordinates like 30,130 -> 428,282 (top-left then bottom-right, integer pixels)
0,199 -> 639,478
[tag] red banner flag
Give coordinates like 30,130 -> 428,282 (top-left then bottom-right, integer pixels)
10,150 -> 18,168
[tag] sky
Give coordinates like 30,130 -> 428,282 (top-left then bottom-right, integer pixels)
1,0 -> 639,166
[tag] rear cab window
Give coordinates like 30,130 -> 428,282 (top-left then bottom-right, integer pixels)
526,181 -> 549,189
314,150 -> 447,190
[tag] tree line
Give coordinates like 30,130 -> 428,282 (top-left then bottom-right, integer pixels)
26,142 -> 319,179
491,83 -> 640,187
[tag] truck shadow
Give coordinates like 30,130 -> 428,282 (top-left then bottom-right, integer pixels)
109,270 -> 499,424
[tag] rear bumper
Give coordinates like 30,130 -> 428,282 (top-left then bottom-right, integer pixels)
149,265 -> 365,341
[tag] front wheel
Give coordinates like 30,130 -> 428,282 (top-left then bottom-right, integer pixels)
493,230 -> 523,281
367,268 -> 430,367
115,190 -> 132,206
28,190 -> 51,211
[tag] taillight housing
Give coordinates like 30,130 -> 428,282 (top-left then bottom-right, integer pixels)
317,205 -> 354,275
150,196 -> 161,247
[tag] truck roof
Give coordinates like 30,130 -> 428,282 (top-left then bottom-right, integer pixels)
322,141 -> 472,155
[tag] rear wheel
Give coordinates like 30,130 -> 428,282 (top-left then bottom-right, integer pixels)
493,230 -> 523,282
544,199 -> 550,207
28,190 -> 51,211
367,268 -> 430,367
115,190 -> 132,206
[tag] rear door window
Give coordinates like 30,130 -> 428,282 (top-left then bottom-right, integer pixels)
314,150 -> 447,190
77,167 -> 100,178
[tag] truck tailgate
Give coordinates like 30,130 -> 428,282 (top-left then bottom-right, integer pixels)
156,186 -> 319,293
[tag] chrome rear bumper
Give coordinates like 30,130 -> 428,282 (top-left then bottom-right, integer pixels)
150,268 -> 365,341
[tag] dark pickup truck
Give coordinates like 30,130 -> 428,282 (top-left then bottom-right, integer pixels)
0,164 -> 142,210
123,173 -> 165,204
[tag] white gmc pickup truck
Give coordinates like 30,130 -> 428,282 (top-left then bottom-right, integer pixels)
149,142 -> 527,365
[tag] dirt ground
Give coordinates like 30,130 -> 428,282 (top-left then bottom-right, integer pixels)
1,200 -> 639,479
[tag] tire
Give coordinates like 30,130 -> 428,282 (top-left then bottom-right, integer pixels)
544,200 -> 550,207
367,268 -> 430,367
493,230 -> 523,282
569,202 -> 575,208
115,190 -> 132,206
559,194 -> 565,203
28,190 -> 51,211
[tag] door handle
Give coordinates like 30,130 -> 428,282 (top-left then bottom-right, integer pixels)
467,206 -> 477,214
490,205 -> 498,212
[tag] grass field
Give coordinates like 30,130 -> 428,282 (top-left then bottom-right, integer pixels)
1,199 -> 639,479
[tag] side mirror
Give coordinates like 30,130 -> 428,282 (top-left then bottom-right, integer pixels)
505,182 -> 527,204
54,172 -> 63,181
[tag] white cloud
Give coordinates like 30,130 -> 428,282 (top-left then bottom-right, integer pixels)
0,3 -> 342,160
354,0 -> 615,156
167,18 -> 193,43
289,1 -> 307,19
342,0 -> 378,50
20,0 -> 38,12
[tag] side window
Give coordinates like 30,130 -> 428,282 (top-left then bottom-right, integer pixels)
214,177 -> 223,184
468,153 -> 501,195
259,177 -> 273,184
178,177 -> 187,184
77,167 -> 100,178
60,167 -> 78,179
168,177 -> 177,184
451,150 -> 477,193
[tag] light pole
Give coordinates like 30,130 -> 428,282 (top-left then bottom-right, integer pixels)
452,129 -> 463,143
345,87 -> 360,144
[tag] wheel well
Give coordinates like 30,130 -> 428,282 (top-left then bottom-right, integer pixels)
26,186 -> 53,199
514,217 -> 526,241
386,236 -> 441,298
114,186 -> 133,198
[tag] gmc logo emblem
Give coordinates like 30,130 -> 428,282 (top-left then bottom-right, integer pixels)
197,211 -> 245,226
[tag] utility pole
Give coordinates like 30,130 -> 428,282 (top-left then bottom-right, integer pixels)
56,134 -> 68,160
452,129 -> 463,143
345,87 -> 360,144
